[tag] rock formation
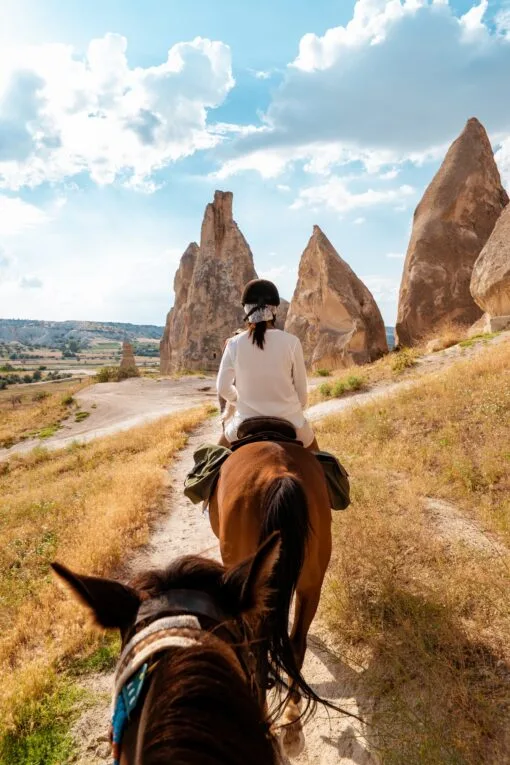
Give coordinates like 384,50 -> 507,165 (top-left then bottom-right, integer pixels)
159,243 -> 199,375
120,341 -> 137,370
285,226 -> 388,370
160,191 -> 258,373
396,118 -> 508,347
470,202 -> 510,332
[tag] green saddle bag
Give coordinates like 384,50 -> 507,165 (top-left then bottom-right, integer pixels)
183,444 -> 350,511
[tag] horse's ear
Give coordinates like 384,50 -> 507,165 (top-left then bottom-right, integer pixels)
51,562 -> 140,629
224,532 -> 281,618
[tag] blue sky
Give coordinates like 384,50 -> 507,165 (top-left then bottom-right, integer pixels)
1,0 -> 510,326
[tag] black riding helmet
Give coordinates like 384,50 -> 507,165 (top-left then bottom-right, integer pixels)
241,279 -> 280,307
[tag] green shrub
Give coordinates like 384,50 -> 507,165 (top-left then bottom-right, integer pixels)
117,365 -> 140,381
391,347 -> 418,373
319,382 -> 332,398
32,391 -> 50,402
316,368 -> 331,377
74,411 -> 90,422
332,380 -> 347,397
346,375 -> 365,391
95,366 -> 117,383
61,394 -> 75,406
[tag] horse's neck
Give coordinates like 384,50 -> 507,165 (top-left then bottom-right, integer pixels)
133,646 -> 278,765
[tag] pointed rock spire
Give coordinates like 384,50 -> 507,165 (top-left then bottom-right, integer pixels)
396,117 -> 508,346
160,191 -> 258,373
285,226 -> 388,370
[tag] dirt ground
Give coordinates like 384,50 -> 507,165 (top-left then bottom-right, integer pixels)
72,418 -> 375,765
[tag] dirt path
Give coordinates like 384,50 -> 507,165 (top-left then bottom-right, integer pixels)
0,376 -> 217,460
72,416 -> 375,765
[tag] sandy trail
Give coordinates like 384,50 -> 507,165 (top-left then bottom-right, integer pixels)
0,376 -> 217,460
73,416 -> 375,765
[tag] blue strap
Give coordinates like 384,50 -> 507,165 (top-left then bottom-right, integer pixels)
111,663 -> 149,764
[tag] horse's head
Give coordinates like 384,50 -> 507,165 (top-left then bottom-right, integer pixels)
51,533 -> 282,764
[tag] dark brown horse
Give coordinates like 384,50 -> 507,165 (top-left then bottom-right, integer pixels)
209,437 -> 333,755
52,535 -> 285,765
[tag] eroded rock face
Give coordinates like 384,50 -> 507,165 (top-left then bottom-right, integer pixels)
160,191 -> 257,373
285,226 -> 388,370
396,118 -> 508,347
120,341 -> 137,370
159,243 -> 199,375
470,202 -> 510,322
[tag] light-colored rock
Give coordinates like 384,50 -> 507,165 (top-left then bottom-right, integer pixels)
119,341 -> 137,370
467,314 -> 490,338
489,315 -> 510,332
285,226 -> 388,370
396,118 -> 508,347
160,191 -> 257,373
470,201 -> 510,318
159,243 -> 199,375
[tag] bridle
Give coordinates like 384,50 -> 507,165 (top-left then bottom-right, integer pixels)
110,588 -> 261,764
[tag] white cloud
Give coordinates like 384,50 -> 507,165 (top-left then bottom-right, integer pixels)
20,275 -> 43,288
0,196 -> 49,235
218,1 -> 510,180
380,168 -> 400,180
0,33 -> 234,190
291,177 -> 415,214
353,217 -> 366,224
253,70 -> 272,80
276,184 -> 291,192
386,251 -> 405,259
361,274 -> 400,303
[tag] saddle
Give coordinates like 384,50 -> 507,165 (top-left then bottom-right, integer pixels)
231,416 -> 302,451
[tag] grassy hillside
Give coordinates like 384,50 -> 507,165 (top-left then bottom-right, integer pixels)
0,408 -> 208,764
320,339 -> 510,764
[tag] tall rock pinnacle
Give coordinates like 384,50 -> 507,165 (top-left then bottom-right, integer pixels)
285,226 -> 388,370
396,118 -> 508,346
160,191 -> 258,373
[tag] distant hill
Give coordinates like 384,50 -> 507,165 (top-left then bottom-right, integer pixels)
0,319 -> 164,347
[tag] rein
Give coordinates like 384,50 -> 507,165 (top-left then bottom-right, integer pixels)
110,589 -> 259,764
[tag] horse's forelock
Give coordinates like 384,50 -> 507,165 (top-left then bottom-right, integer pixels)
130,556 -> 226,598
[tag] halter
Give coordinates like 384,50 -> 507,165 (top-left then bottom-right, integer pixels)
110,588 -> 259,764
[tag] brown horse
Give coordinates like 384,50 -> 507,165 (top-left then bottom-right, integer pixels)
209,438 -> 332,754
51,535 -> 285,765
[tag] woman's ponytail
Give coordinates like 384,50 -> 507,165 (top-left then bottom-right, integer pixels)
250,321 -> 268,350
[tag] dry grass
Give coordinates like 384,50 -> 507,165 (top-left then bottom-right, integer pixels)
318,339 -> 510,764
421,319 -> 469,352
309,347 -> 420,404
0,379 -> 91,448
0,407 -> 208,750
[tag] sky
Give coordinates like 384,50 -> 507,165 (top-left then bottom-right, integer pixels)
1,0 -> 510,327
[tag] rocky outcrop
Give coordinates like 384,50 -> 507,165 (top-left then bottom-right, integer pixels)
159,243 -> 199,375
160,191 -> 258,373
120,341 -> 137,370
470,202 -> 510,331
396,118 -> 508,347
285,226 -> 388,370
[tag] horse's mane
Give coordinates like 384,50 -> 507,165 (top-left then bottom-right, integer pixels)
129,557 -> 280,765
142,642 -> 280,765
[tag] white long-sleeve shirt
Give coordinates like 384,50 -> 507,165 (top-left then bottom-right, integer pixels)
216,329 -> 308,428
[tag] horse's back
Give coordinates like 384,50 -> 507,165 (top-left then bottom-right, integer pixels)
213,441 -> 331,565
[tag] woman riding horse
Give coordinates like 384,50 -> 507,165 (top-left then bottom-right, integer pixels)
210,279 -> 332,755
216,279 -> 319,451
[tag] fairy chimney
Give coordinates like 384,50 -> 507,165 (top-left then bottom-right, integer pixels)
396,118 -> 508,346
285,226 -> 388,370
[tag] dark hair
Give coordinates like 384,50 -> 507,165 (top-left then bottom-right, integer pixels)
249,320 -> 274,350
242,279 -> 280,307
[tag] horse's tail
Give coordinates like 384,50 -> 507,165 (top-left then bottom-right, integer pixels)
259,473 -> 318,719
